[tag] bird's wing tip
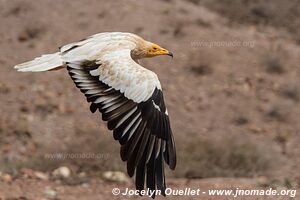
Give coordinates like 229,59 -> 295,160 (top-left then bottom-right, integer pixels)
14,63 -> 27,70
14,65 -> 20,69
14,66 -> 33,72
14,66 -> 24,72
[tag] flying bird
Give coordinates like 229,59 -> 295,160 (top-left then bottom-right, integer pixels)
14,32 -> 176,197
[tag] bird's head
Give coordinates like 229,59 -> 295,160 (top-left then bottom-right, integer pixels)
132,40 -> 173,59
146,43 -> 173,58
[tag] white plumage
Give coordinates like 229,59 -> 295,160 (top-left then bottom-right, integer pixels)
14,32 -> 176,198
15,32 -> 161,103
15,52 -> 62,72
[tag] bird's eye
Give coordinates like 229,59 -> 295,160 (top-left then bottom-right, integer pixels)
153,47 -> 157,50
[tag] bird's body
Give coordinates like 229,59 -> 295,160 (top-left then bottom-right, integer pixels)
15,32 -> 176,198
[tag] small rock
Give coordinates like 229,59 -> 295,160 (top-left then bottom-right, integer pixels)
102,171 -> 130,183
78,172 -> 86,178
249,125 -> 262,134
249,125 -> 269,134
53,166 -> 71,178
20,168 -> 35,178
1,173 -> 13,183
44,187 -> 57,199
34,171 -> 48,180
81,183 -> 89,188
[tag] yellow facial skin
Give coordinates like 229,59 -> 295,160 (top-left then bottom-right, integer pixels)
147,44 -> 173,58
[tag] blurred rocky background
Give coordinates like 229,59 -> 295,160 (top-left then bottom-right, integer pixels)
0,0 -> 299,199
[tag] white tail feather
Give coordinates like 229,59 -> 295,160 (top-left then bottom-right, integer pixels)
14,52 -> 64,72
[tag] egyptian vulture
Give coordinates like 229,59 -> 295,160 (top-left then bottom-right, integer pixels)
14,32 -> 176,197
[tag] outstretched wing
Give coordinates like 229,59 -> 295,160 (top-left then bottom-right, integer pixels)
65,49 -> 176,197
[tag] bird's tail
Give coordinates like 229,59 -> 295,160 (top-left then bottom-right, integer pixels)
14,52 -> 65,72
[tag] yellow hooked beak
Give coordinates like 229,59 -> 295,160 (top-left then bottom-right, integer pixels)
147,44 -> 173,58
